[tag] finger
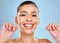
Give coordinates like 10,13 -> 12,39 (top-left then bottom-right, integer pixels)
2,23 -> 18,32
12,25 -> 18,31
46,24 -> 49,30
8,23 -> 13,31
5,23 -> 8,29
5,23 -> 14,32
46,23 -> 51,31
51,23 -> 59,31
5,23 -> 10,30
51,23 -> 56,31
2,23 -> 9,30
54,23 -> 59,30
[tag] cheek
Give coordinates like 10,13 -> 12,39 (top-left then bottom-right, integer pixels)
32,18 -> 39,24
19,17 -> 25,23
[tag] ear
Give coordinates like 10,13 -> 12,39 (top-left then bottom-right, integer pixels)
15,16 -> 18,24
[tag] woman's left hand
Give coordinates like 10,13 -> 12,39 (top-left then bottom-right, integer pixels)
46,23 -> 60,42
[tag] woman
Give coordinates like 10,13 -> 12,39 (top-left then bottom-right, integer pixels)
0,1 -> 60,43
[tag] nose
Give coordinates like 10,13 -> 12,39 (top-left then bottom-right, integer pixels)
26,16 -> 32,22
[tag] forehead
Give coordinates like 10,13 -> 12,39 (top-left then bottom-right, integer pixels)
19,4 -> 38,13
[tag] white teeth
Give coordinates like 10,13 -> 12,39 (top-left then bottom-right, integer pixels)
25,24 -> 32,27
23,23 -> 34,29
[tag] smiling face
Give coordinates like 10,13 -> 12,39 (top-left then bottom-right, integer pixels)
16,4 -> 40,34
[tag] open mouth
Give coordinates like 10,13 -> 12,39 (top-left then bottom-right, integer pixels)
23,23 -> 34,29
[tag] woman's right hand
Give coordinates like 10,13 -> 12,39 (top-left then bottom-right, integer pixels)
0,23 -> 18,42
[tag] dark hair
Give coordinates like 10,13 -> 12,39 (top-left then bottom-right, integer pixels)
17,1 -> 38,13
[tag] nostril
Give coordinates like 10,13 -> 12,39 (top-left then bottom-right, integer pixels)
26,16 -> 32,22
26,18 -> 32,22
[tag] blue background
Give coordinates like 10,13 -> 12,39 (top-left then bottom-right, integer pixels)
0,0 -> 60,43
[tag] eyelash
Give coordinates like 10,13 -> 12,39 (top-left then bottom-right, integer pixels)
20,14 -> 25,16
20,14 -> 37,17
32,15 -> 37,17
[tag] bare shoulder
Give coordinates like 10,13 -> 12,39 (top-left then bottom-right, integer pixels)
38,39 -> 52,43
4,39 -> 17,43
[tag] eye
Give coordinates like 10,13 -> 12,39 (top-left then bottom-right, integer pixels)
20,14 -> 26,16
32,15 -> 37,17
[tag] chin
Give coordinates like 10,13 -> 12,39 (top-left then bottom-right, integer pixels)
20,24 -> 37,34
25,30 -> 34,34
20,29 -> 34,34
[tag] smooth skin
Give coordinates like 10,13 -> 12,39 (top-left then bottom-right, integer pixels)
0,4 -> 60,43
46,23 -> 60,43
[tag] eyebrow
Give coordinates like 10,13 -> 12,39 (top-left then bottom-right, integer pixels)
20,11 -> 27,13
20,11 -> 37,14
31,11 -> 37,14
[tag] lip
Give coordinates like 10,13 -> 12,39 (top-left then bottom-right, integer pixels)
23,23 -> 34,29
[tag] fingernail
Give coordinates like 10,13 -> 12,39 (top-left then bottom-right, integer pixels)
9,27 -> 11,30
13,28 -> 15,31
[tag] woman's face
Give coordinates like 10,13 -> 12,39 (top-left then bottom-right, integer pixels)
17,4 -> 40,34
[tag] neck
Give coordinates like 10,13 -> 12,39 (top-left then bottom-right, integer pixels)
20,31 -> 34,43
